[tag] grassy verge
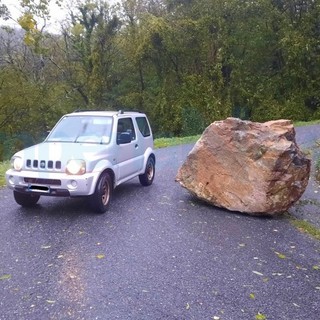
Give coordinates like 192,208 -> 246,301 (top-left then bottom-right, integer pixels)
289,217 -> 320,241
0,161 -> 10,187
294,119 -> 320,127
154,135 -> 200,149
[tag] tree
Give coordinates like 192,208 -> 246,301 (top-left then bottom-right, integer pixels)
1,0 -> 320,146
60,0 -> 121,108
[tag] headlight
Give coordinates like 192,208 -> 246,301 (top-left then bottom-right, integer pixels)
66,160 -> 86,175
11,156 -> 23,171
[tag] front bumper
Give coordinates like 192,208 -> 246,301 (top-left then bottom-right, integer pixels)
5,169 -> 98,197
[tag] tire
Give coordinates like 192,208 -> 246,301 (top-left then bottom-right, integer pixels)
139,157 -> 155,186
89,171 -> 113,213
13,191 -> 40,207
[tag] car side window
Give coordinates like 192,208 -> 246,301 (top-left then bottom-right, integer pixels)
117,118 -> 136,141
136,117 -> 151,137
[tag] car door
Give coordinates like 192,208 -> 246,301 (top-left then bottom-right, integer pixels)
116,117 -> 144,181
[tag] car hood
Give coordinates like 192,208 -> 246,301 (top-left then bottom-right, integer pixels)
15,142 -> 109,164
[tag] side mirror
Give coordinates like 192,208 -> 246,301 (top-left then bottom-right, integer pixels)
117,132 -> 132,144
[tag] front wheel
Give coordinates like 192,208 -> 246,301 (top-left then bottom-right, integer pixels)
89,171 -> 113,213
13,191 -> 40,207
139,157 -> 155,186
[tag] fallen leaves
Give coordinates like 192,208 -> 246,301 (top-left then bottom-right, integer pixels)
274,251 -> 286,259
0,274 -> 11,281
249,293 -> 255,300
255,312 -> 267,320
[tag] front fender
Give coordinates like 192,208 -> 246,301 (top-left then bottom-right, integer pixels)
90,159 -> 116,193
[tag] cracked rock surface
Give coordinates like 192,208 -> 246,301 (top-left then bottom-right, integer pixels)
176,118 -> 310,215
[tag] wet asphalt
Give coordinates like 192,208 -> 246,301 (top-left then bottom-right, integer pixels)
0,126 -> 320,320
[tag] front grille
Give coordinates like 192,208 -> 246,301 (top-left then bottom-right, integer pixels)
26,159 -> 62,170
24,178 -> 61,186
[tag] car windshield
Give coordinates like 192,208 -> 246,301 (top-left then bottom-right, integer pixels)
46,115 -> 113,144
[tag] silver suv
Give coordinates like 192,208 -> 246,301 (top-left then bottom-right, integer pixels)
5,110 -> 156,213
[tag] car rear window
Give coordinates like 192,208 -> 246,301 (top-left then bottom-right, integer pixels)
136,117 -> 151,137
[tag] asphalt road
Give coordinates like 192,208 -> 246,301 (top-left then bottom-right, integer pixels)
0,126 -> 320,320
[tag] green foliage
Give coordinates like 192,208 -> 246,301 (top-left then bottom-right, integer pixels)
0,133 -> 35,161
181,106 -> 206,136
154,135 -> 200,148
0,161 -> 10,186
61,0 -> 121,108
1,0 -> 320,151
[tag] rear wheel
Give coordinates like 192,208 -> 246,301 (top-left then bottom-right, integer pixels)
13,191 -> 40,207
139,157 -> 155,186
89,171 -> 113,213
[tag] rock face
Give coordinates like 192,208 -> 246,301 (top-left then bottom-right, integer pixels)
176,118 -> 311,215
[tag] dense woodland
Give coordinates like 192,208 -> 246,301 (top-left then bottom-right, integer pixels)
0,0 -> 320,160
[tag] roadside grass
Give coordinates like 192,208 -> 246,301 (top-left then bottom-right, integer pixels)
154,135 -> 200,149
289,216 -> 320,241
0,161 -> 10,186
294,119 -> 320,127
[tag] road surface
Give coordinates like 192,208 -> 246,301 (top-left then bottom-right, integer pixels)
0,126 -> 319,320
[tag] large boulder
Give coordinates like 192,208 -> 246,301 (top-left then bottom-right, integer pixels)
176,118 -> 311,215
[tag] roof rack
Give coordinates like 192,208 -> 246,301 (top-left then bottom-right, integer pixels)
118,109 -> 143,114
72,109 -> 143,114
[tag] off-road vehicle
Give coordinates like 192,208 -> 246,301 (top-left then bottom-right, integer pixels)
5,110 -> 156,213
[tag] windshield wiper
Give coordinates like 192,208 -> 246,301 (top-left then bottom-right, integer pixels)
74,123 -> 88,143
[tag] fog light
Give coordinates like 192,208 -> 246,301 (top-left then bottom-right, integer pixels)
67,180 -> 78,190
9,176 -> 15,185
71,180 -> 77,188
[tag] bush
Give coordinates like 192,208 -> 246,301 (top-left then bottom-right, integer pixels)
181,106 -> 206,136
0,133 -> 35,161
